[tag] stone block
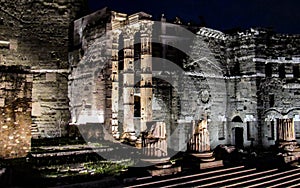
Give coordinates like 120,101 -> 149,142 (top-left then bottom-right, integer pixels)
0,98 -> 5,107
9,39 -> 17,51
46,72 -> 56,82
149,166 -> 181,176
200,160 -> 223,169
284,155 -> 298,163
31,102 -> 42,116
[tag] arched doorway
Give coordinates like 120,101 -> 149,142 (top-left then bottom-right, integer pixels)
232,116 -> 244,148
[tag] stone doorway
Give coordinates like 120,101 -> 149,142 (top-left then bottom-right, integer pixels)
234,127 -> 244,148
231,116 -> 244,148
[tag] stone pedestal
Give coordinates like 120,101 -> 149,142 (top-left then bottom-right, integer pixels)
188,119 -> 211,152
148,165 -> 181,176
142,122 -> 167,157
276,118 -> 300,164
187,119 -> 221,168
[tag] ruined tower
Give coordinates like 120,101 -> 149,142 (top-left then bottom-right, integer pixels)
0,0 -> 88,158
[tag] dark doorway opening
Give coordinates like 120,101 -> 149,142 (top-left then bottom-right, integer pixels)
235,127 -> 244,148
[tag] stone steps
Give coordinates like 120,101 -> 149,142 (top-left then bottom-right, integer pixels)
123,166 -> 300,188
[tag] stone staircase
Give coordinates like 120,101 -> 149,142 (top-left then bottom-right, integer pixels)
123,165 -> 300,188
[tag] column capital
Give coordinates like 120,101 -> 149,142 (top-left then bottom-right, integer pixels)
122,25 -> 140,39
140,21 -> 153,37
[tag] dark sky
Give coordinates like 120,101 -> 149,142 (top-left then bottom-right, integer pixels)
88,0 -> 300,34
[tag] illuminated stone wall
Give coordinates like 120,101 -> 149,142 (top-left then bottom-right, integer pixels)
0,66 -> 32,159
0,0 -> 88,139
0,0 -> 87,158
70,8 -> 300,150
1,3 -> 300,159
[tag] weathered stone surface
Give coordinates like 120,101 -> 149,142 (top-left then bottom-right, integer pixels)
149,166 -> 181,176
0,66 -> 32,159
0,0 -> 88,140
0,1 -> 88,158
1,3 -> 300,159
199,160 -> 223,169
69,8 -> 300,152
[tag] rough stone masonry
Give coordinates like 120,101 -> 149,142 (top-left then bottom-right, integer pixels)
0,0 -> 87,158
1,1 -> 300,159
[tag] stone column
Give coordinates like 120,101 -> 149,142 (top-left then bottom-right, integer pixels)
111,31 -> 121,135
277,118 -> 295,141
123,34 -> 135,133
140,22 -> 153,132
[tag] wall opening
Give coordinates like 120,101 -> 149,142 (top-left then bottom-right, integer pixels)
279,64 -> 285,78
232,116 -> 243,123
218,122 -> 225,140
234,127 -> 244,148
134,32 -> 141,67
269,94 -> 274,107
270,121 -> 275,140
247,122 -> 251,140
265,63 -> 272,77
293,65 -> 299,78
134,95 -> 141,117
118,34 -> 124,71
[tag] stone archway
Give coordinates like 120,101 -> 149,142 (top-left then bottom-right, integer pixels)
231,116 -> 244,148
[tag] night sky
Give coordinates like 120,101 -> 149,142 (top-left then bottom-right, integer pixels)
88,0 -> 300,34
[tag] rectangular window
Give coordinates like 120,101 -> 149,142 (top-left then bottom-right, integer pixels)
279,64 -> 285,78
218,122 -> 225,140
295,119 -> 300,139
247,122 -> 251,140
269,94 -> 274,107
293,65 -> 299,78
271,121 -> 275,140
268,121 -> 275,140
230,62 -> 240,76
265,63 -> 272,77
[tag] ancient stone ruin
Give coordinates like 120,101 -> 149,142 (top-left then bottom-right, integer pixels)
0,2 -> 300,166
